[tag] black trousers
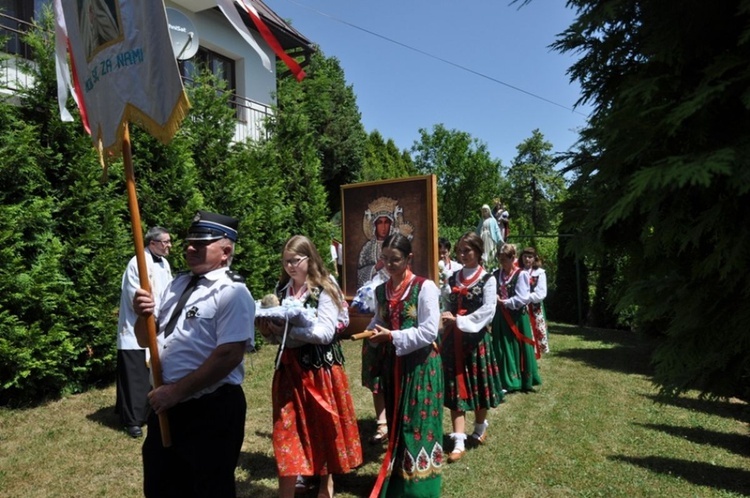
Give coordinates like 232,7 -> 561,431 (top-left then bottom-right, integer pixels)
115,349 -> 151,426
142,384 -> 246,498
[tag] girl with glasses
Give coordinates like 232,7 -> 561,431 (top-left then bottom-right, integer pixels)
257,235 -> 362,498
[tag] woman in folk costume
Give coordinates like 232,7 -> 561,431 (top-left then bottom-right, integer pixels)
256,235 -> 362,498
492,243 -> 542,393
520,247 -> 549,357
440,232 -> 504,463
365,233 -> 444,498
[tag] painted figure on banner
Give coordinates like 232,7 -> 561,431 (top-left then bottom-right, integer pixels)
357,197 -> 396,290
78,0 -> 121,59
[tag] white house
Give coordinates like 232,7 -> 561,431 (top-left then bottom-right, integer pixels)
0,0 -> 314,142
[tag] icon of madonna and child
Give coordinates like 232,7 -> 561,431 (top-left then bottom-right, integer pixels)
352,196 -> 414,313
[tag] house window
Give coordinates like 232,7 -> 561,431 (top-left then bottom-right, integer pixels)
179,47 -> 237,110
1,0 -> 51,58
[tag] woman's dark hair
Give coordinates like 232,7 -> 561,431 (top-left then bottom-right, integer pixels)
438,237 -> 451,251
520,246 -> 542,269
381,233 -> 412,257
456,231 -> 484,264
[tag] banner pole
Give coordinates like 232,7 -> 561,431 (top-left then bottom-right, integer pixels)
122,122 -> 172,447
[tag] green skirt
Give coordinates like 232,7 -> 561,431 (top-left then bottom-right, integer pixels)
375,344 -> 444,498
491,307 -> 542,392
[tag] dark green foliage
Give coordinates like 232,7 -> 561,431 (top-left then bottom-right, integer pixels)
412,124 -> 503,230
588,257 -> 620,329
553,0 -> 750,399
360,130 -> 417,182
277,52 -> 368,214
546,210 -> 589,325
507,129 -> 566,239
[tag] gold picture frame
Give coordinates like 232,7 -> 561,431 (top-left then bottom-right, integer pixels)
340,174 -> 438,301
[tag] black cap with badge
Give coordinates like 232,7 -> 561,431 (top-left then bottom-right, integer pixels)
186,210 -> 239,242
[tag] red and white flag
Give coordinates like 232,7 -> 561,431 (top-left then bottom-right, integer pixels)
54,0 -> 189,155
232,0 -> 306,81
216,0 -> 306,81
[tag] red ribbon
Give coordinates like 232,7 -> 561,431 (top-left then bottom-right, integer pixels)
370,355 -> 402,498
280,349 -> 339,423
500,306 -> 535,370
237,0 -> 307,81
451,286 -> 470,296
67,40 -> 90,135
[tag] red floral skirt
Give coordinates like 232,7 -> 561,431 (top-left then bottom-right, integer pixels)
272,349 -> 363,476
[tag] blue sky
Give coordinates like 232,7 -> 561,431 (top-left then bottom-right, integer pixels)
267,0 -> 592,166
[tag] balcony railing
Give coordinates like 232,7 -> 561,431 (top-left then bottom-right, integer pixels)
0,12 -> 34,60
0,13 -> 36,93
231,92 -> 273,143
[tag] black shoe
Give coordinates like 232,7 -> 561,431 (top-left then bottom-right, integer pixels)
125,425 -> 143,438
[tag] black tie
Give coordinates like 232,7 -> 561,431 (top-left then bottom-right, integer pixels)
163,275 -> 201,338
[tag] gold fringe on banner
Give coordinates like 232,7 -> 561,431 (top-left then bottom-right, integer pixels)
97,90 -> 192,159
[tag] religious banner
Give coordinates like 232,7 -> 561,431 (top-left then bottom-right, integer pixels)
54,0 -> 189,155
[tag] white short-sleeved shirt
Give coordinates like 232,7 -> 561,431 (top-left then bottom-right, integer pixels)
156,267 -> 255,399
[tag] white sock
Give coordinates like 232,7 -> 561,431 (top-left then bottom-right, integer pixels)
474,420 -> 489,437
450,432 -> 466,452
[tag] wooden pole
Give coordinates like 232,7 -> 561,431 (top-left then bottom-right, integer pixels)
122,123 -> 172,447
349,330 -> 375,341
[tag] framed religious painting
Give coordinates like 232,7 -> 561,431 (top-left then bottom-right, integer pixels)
340,175 -> 438,303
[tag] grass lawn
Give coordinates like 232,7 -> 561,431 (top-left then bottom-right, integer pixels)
0,323 -> 748,497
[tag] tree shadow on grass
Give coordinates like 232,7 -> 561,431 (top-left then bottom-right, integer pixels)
609,455 -> 750,496
551,323 -> 651,348
550,323 -> 658,377
554,342 -> 655,377
86,404 -> 122,431
236,450 -> 279,497
642,393 -> 750,423
635,423 -> 750,458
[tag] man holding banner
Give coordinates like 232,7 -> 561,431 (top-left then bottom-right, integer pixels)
53,0 -> 301,492
133,211 -> 255,497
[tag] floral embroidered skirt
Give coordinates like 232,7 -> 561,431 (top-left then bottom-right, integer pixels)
439,327 -> 504,412
272,349 -> 363,476
374,344 -> 444,498
530,302 -> 550,355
